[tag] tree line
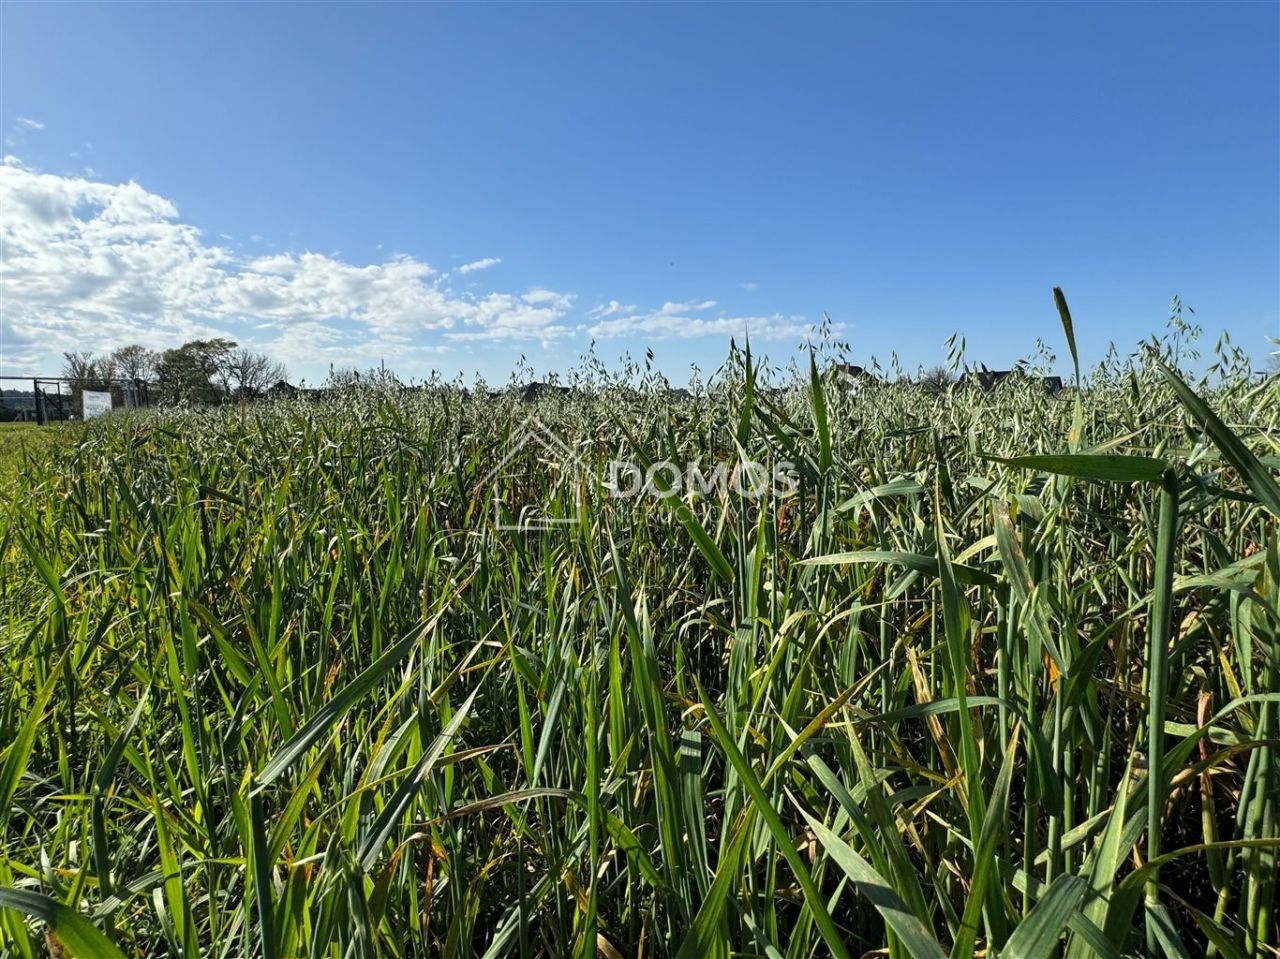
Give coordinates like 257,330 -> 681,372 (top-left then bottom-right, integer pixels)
62,339 -> 287,404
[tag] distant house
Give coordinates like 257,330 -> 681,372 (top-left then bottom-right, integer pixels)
833,362 -> 878,390
959,369 -> 1065,395
267,380 -> 325,401
960,369 -> 1012,392
520,382 -> 570,402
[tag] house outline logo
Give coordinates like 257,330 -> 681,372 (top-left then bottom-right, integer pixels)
480,417 -> 586,530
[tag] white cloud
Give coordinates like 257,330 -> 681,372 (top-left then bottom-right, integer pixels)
15,118 -> 45,130
587,299 -> 637,319
588,299 -> 817,341
448,289 -> 575,342
0,161 -> 820,377
739,281 -> 759,292
457,256 -> 501,274
0,163 -> 573,374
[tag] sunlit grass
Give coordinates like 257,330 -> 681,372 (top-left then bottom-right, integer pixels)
0,299 -> 1277,958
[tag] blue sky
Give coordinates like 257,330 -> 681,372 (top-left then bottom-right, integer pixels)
1,2 -> 1276,384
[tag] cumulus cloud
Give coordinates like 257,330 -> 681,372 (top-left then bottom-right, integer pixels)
588,299 -> 817,341
0,160 -> 821,376
448,289 -> 575,342
15,118 -> 45,130
456,257 -> 500,274
0,162 -> 572,373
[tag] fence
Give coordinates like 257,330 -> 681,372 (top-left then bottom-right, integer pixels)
0,376 -> 153,424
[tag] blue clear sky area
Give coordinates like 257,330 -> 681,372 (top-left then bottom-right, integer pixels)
1,2 -> 1276,384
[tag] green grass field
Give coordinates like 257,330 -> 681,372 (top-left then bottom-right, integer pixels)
0,421 -> 78,496
1,314 -> 1278,957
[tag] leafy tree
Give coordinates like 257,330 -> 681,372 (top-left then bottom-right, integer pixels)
65,339 -> 285,406
156,338 -> 237,404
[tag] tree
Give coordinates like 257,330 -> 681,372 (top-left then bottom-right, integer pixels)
110,344 -> 157,382
62,351 -> 100,389
224,347 -> 286,399
62,350 -> 118,385
155,338 -> 236,404
918,365 -> 956,393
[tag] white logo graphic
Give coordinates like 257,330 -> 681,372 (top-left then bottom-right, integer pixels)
481,418 -> 586,530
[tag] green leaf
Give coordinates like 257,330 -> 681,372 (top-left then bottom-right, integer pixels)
950,728 -> 1019,959
14,533 -> 66,608
249,790 -> 277,959
796,805 -> 948,959
0,655 -> 65,836
696,678 -> 853,959
809,350 -> 833,474
356,684 -> 481,870
0,887 -> 127,959
1054,287 -> 1085,451
1157,359 -> 1280,516
1003,874 -> 1088,959
801,549 -> 997,586
673,815 -> 749,959
258,622 -> 426,786
986,453 -> 1168,483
